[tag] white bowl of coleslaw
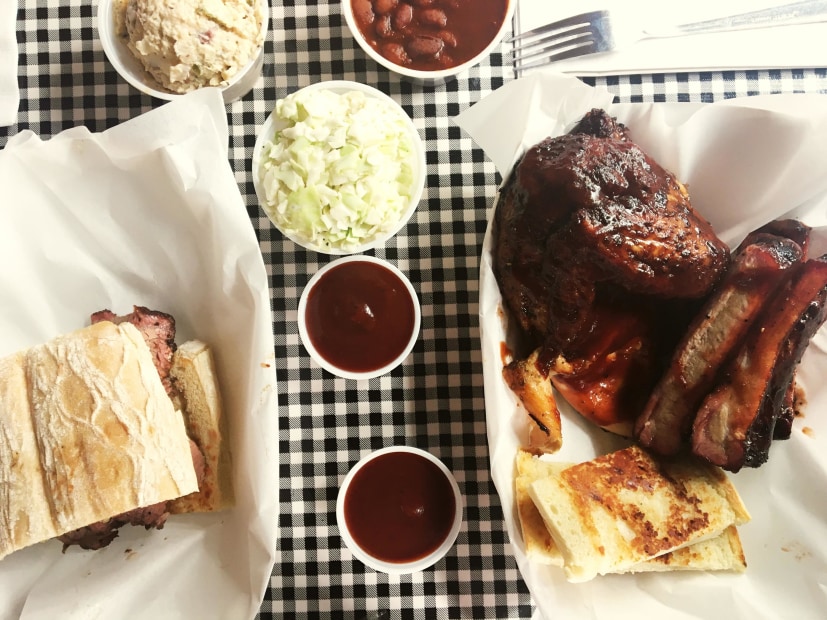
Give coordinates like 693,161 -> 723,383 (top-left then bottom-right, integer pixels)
252,81 -> 426,255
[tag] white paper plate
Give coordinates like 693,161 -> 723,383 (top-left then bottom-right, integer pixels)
0,89 -> 279,620
463,73 -> 827,620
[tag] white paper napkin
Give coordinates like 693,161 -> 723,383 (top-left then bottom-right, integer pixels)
516,0 -> 827,75
455,72 -> 827,620
0,88 -> 279,620
0,0 -> 18,126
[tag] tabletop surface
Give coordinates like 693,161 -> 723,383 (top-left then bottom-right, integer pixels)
3,1 -> 827,619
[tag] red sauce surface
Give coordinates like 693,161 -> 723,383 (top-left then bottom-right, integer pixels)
350,0 -> 509,72
344,451 -> 457,563
304,260 -> 416,373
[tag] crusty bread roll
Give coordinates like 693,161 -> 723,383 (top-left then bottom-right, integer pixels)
527,445 -> 750,582
0,321 -> 199,560
168,340 -> 234,514
0,352 -> 59,559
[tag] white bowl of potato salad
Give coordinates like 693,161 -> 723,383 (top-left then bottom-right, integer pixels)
98,0 -> 269,103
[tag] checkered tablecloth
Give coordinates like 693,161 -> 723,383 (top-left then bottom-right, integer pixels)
3,1 -> 827,618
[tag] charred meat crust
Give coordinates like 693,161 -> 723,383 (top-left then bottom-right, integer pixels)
692,256 -> 827,472
495,110 -> 729,356
493,107 -> 823,470
568,108 -> 632,141
635,233 -> 805,456
773,376 -> 799,440
502,349 -> 563,454
493,108 -> 730,433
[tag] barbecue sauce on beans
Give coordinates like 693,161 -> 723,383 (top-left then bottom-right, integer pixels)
344,451 -> 457,562
304,260 -> 417,373
351,0 -> 508,71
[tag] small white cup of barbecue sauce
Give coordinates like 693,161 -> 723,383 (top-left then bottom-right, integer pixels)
337,446 -> 463,574
297,255 -> 421,380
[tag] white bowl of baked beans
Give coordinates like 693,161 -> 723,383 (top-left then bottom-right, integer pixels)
343,0 -> 515,82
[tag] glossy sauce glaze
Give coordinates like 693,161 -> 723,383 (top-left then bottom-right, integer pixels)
351,0 -> 509,72
344,451 -> 457,563
304,260 -> 417,373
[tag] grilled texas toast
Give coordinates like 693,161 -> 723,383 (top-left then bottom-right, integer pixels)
526,445 -> 750,582
514,449 -> 747,574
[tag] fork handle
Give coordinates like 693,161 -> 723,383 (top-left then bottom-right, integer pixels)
645,0 -> 827,37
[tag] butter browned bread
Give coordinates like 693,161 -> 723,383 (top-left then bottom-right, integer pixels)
523,445 -> 750,582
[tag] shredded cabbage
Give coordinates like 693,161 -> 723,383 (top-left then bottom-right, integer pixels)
258,88 -> 417,252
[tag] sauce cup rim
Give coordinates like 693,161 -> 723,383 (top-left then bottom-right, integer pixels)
297,255 -> 422,380
336,445 -> 464,575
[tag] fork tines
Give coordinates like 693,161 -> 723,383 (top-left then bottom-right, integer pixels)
508,10 -> 607,72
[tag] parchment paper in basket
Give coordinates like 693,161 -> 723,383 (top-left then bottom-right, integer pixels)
0,88 -> 279,620
454,71 -> 827,619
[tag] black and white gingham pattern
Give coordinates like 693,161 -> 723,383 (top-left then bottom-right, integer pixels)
3,2 -> 827,618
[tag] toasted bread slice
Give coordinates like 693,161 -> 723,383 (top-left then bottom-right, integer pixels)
625,525 -> 746,574
515,449 -> 747,575
528,445 -> 750,582
515,449 -> 566,565
168,340 -> 234,514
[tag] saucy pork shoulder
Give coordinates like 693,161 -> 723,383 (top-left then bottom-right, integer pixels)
494,109 -> 728,440
495,108 -> 826,472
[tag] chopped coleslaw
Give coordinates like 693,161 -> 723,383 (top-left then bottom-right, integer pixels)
257,88 -> 418,253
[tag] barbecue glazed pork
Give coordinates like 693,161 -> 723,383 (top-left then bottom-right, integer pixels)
692,255 -> 827,471
503,349 -> 562,454
635,232 -> 805,456
494,109 -> 729,356
494,109 -> 729,438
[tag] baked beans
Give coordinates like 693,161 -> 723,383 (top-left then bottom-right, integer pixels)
350,0 -> 509,71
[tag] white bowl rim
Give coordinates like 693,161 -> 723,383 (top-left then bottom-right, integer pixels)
297,255 -> 422,380
336,445 -> 464,575
96,0 -> 269,102
341,0 -> 516,80
251,80 -> 427,255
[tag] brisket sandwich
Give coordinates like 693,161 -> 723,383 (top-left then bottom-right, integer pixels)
0,306 -> 232,559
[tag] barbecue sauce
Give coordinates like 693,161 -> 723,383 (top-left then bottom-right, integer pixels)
304,260 -> 417,373
343,451 -> 457,563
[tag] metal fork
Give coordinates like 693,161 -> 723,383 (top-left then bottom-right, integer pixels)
510,0 -> 827,73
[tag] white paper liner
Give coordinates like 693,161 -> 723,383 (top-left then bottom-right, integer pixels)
0,88 -> 279,620
515,0 -> 827,76
455,72 -> 827,619
0,0 -> 18,126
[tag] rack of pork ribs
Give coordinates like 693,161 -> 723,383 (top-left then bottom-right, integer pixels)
494,108 -> 827,472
